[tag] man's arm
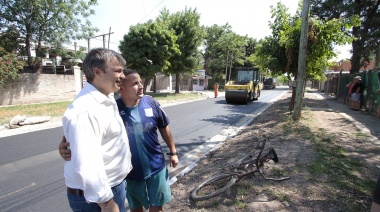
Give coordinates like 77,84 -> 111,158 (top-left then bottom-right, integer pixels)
59,136 -> 119,211
59,136 -> 71,161
159,125 -> 179,168
98,199 -> 119,212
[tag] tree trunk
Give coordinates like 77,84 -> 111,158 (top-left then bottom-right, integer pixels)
143,78 -> 151,94
25,32 -> 32,66
351,26 -> 362,73
375,45 -> 380,69
175,73 -> 180,94
36,37 -> 43,59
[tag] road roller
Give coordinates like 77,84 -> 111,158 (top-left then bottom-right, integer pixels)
224,67 -> 263,104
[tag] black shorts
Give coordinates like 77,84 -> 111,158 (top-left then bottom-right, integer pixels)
373,176 -> 380,204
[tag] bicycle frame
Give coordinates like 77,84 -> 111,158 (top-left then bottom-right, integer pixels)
191,137 -> 290,201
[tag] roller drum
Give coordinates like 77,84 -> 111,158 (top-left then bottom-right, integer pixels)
225,90 -> 249,104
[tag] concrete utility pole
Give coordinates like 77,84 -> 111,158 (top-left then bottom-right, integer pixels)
224,49 -> 229,85
87,30 -> 114,50
292,0 -> 310,121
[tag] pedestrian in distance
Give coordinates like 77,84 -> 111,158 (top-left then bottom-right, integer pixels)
213,83 -> 219,98
61,48 -> 132,212
346,79 -> 354,108
60,69 -> 179,212
350,76 -> 363,111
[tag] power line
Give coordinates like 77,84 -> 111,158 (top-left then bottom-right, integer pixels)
92,37 -> 119,45
138,0 -> 165,23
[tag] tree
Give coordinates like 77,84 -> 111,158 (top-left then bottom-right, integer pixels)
0,27 -> 23,54
0,46 -> 23,89
202,24 -> 250,84
202,24 -> 232,84
119,21 -> 180,92
252,3 -> 297,77
311,0 -> 380,73
159,7 -> 205,93
253,1 -> 359,121
0,0 -> 98,66
244,38 -> 258,67
216,32 -> 247,82
254,2 -> 359,81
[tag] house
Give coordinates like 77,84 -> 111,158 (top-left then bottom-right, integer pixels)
147,70 -> 212,93
192,70 -> 210,91
331,59 -> 376,72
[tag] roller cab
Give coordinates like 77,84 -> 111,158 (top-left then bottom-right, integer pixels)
224,67 -> 263,104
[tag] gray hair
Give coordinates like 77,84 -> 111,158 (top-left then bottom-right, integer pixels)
82,48 -> 126,82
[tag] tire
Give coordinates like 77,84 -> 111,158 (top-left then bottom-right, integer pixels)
191,173 -> 239,201
254,89 -> 261,100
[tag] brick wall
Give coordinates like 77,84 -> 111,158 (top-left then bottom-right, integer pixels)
0,73 -> 76,106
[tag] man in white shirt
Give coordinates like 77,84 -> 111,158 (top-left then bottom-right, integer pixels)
62,48 -> 132,212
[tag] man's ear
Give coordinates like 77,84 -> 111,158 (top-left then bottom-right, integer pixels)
93,68 -> 101,77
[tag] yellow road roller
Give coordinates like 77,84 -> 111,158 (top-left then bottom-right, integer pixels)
224,67 -> 263,104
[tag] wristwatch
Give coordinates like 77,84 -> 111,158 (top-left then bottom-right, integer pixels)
166,152 -> 177,156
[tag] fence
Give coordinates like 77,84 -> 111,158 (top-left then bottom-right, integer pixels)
322,69 -> 380,116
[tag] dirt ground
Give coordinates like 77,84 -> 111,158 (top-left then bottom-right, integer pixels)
163,90 -> 380,212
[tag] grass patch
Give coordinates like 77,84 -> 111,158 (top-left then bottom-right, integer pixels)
234,200 -> 247,209
280,112 -> 375,211
236,183 -> 252,196
149,92 -> 207,102
276,191 -> 289,202
0,101 -> 71,125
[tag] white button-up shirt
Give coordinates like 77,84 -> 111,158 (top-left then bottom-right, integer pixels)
62,83 -> 132,203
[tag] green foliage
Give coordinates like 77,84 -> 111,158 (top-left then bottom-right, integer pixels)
202,24 -> 232,82
0,27 -> 23,53
253,1 -> 360,81
119,7 -> 204,93
244,38 -> 258,67
162,7 -> 205,93
0,0 -> 99,65
215,32 -> 247,81
119,20 -> 180,82
311,0 -> 379,72
277,75 -> 289,84
202,23 -> 254,84
0,47 -> 23,89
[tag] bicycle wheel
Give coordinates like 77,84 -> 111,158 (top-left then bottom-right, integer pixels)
191,172 -> 239,201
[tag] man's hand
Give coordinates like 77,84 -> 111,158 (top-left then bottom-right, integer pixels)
59,136 -> 71,161
169,155 -> 179,168
98,199 -> 119,212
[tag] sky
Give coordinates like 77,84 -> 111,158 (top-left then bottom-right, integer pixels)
75,0 -> 351,61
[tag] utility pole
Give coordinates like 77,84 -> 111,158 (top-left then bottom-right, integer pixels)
108,27 -> 111,49
228,54 -> 233,82
224,49 -> 229,84
292,0 -> 310,121
87,30 -> 114,51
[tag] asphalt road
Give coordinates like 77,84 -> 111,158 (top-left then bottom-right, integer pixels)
0,87 -> 287,212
